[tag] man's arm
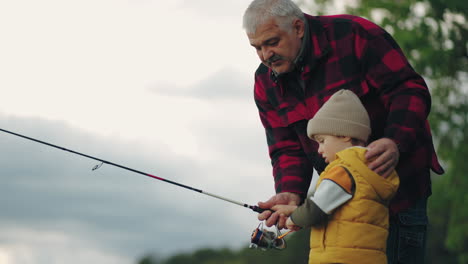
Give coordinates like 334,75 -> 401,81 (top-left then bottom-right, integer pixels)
352,17 -> 432,176
254,75 -> 313,228
354,16 -> 432,153
254,76 -> 313,196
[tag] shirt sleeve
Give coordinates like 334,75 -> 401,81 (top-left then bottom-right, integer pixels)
308,171 -> 320,196
310,166 -> 353,214
254,76 -> 313,196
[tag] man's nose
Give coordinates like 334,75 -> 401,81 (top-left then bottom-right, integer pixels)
261,47 -> 273,61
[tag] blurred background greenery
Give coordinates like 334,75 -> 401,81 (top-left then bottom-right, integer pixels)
137,0 -> 467,263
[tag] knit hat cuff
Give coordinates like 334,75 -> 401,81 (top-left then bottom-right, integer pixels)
307,117 -> 371,142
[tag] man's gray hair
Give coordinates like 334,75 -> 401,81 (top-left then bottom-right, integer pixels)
243,0 -> 305,34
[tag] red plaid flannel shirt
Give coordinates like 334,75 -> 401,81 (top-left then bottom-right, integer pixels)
253,14 -> 444,214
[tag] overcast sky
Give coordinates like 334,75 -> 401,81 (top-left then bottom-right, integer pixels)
0,1 -> 287,263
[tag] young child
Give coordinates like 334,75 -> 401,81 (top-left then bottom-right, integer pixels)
272,89 -> 399,264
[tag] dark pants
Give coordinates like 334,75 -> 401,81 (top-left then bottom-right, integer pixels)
387,198 -> 428,264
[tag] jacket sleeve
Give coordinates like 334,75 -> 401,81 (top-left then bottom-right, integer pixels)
290,198 -> 328,228
254,76 -> 313,196
354,17 -> 432,153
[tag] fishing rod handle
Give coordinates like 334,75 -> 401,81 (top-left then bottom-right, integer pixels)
250,205 -> 274,214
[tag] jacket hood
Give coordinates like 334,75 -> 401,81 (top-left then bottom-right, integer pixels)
336,147 -> 399,201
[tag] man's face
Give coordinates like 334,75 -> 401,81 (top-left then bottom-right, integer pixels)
248,18 -> 304,74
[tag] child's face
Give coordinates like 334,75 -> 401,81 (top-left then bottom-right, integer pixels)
315,135 -> 353,163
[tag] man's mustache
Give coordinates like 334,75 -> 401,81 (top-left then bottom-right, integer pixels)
265,54 -> 285,64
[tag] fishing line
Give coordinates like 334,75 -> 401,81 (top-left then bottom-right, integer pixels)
0,127 -> 267,213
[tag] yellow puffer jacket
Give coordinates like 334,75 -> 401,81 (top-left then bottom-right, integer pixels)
309,147 -> 399,264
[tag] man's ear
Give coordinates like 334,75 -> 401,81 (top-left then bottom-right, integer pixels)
293,19 -> 305,38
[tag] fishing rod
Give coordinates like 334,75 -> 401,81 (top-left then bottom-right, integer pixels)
0,127 -> 267,213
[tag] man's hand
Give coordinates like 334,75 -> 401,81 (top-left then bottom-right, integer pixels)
365,138 -> 399,178
257,192 -> 301,229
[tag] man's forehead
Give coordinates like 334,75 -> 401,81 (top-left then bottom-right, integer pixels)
248,20 -> 283,45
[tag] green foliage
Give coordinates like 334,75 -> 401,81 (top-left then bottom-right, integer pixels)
136,228 -> 310,264
137,254 -> 163,264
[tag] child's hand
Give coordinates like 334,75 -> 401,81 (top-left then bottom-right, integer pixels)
271,204 -> 297,230
286,217 -> 301,231
271,204 -> 297,217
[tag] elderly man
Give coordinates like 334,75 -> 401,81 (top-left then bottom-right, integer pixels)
243,0 -> 444,263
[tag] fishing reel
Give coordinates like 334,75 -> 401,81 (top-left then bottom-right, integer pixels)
249,222 -> 287,250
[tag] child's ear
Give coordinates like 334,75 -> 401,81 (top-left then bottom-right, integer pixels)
341,136 -> 352,142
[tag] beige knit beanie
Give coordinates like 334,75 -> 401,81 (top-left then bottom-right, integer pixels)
307,89 -> 371,142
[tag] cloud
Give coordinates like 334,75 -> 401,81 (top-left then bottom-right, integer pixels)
148,66 -> 269,167
0,113 -> 272,263
0,1 -> 274,262
148,67 -> 254,101
178,0 -> 251,21
146,65 -> 274,203
0,227 -> 131,264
